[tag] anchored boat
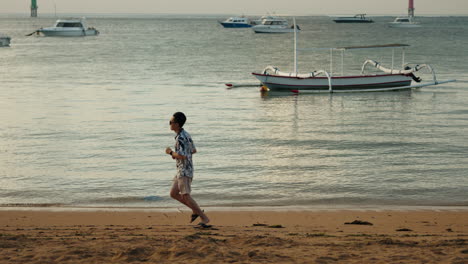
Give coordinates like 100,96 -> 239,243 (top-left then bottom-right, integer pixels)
219,16 -> 253,28
251,20 -> 455,93
333,14 -> 374,23
27,18 -> 99,37
389,17 -> 421,28
252,16 -> 300,33
389,0 -> 421,28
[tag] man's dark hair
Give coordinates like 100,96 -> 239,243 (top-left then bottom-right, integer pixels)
173,112 -> 186,127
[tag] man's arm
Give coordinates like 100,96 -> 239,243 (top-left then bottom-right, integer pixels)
165,147 -> 186,160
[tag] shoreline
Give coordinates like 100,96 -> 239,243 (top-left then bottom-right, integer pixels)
1,209 -> 467,263
1,204 -> 468,212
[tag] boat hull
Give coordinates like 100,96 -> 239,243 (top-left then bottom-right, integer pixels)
388,22 -> 421,28
333,19 -> 373,23
39,28 -> 99,37
252,73 -> 413,92
252,26 -> 297,33
334,21 -> 373,23
220,22 -> 252,28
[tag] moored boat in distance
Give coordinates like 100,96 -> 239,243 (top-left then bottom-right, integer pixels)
28,18 -> 99,37
219,16 -> 253,28
252,16 -> 300,33
332,14 -> 374,23
388,17 -> 421,28
389,0 -> 421,28
250,15 -> 270,26
0,34 -> 11,47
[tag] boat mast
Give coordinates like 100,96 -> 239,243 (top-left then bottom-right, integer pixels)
31,0 -> 38,17
408,0 -> 415,18
293,17 -> 298,74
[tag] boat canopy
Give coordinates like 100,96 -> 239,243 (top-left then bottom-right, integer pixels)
53,18 -> 88,28
298,44 -> 409,52
294,42 -> 412,77
336,44 -> 409,50
55,22 -> 84,27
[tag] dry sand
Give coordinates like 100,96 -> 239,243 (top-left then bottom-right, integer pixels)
0,209 -> 467,263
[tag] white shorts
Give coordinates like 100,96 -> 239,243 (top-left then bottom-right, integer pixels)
173,176 -> 192,195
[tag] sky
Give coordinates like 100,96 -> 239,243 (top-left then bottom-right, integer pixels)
2,0 -> 468,16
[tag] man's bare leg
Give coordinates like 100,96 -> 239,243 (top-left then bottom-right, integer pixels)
170,179 -> 209,224
170,181 -> 193,211
181,194 -> 210,224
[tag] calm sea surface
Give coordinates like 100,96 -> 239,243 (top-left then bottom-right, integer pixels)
0,15 -> 467,209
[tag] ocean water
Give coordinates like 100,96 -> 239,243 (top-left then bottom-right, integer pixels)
0,15 -> 467,209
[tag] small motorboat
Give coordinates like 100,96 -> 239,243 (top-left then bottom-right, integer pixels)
251,25 -> 455,93
219,16 -> 253,28
252,16 -> 300,33
333,14 -> 374,23
28,18 -> 99,37
0,34 -> 11,47
388,17 -> 421,28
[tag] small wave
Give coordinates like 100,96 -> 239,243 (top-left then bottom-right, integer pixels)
79,195 -> 166,204
0,196 -> 169,209
0,203 -> 65,207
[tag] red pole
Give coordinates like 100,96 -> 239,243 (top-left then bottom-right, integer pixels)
408,0 -> 415,17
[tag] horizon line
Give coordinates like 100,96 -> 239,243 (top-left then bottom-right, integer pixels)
1,12 -> 468,17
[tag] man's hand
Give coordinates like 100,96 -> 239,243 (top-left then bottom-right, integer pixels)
165,147 -> 172,155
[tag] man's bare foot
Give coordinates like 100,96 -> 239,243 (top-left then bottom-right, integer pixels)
200,213 -> 210,224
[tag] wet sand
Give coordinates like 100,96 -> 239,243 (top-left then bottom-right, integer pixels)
0,209 -> 467,263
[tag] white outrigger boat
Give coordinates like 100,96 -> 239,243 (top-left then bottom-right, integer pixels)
251,19 -> 455,93
27,18 -> 99,37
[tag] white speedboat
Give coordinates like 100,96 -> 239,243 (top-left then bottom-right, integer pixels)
0,34 -> 11,47
388,17 -> 421,28
333,14 -> 374,23
219,16 -> 253,28
30,18 -> 99,37
252,16 -> 300,33
251,26 -> 455,93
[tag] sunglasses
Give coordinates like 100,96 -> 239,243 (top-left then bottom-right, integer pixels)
169,121 -> 177,125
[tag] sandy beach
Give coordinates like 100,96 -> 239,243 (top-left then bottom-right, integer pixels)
0,209 -> 467,263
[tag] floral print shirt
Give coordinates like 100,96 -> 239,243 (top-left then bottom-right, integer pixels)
174,129 -> 196,178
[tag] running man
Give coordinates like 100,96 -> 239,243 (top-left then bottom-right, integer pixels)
165,112 -> 210,228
